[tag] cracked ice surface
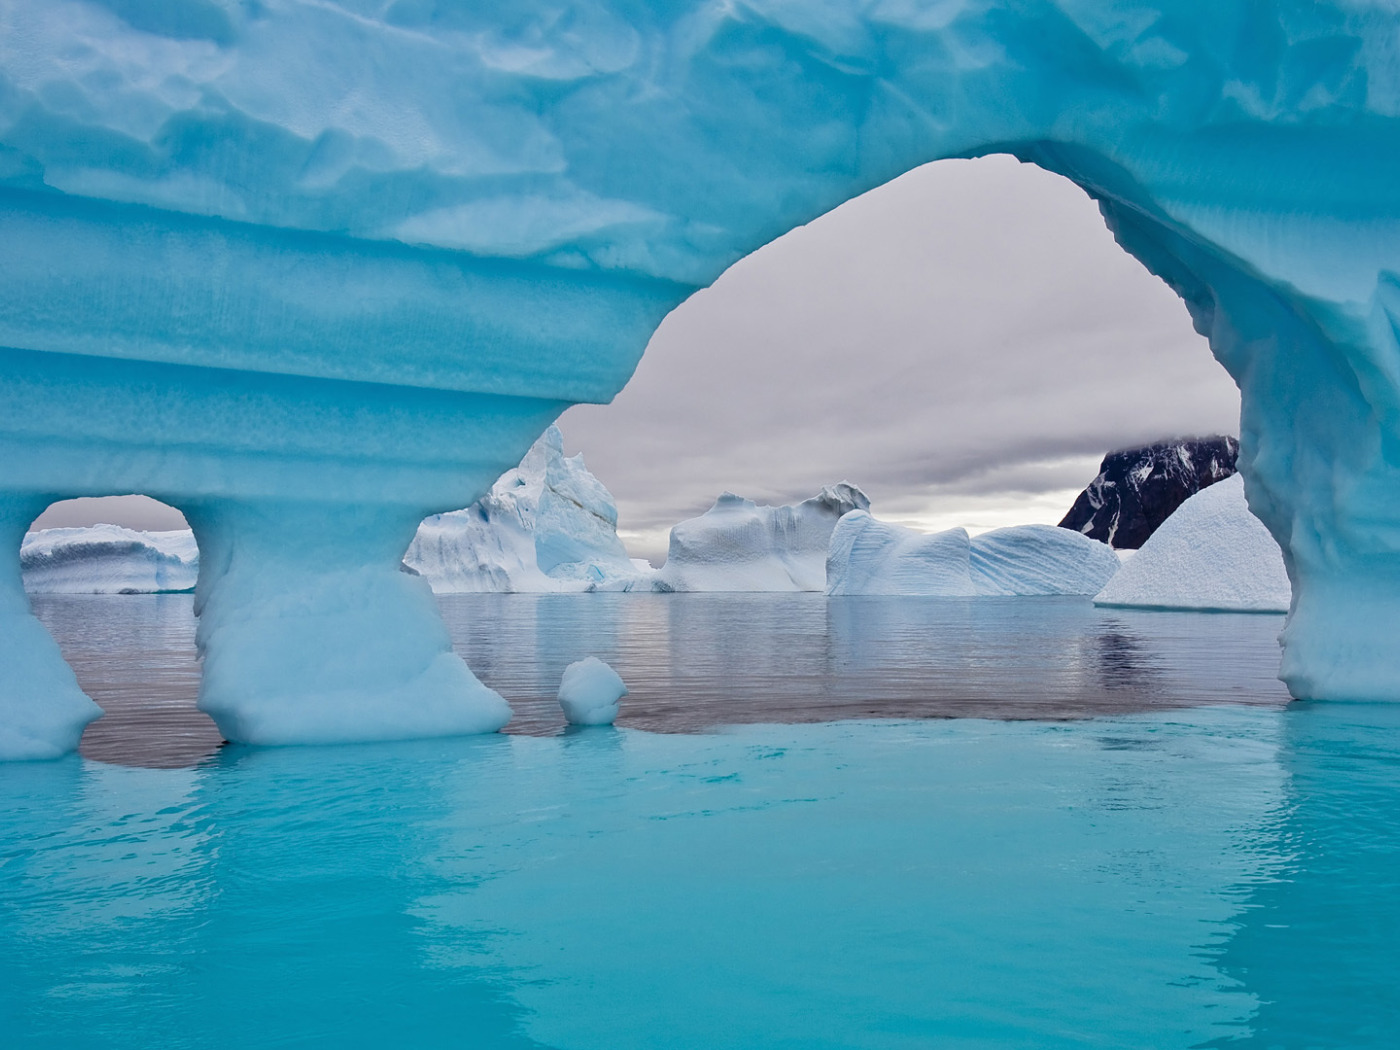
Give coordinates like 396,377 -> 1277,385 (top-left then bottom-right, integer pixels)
3,1 -> 1400,755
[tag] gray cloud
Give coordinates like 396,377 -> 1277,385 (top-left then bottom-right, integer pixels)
561,154 -> 1239,562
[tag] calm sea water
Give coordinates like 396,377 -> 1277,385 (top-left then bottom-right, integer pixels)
30,593 -> 1290,766
6,595 -> 1395,1047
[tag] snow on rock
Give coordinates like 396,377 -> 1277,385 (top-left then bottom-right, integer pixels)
652,484 -> 869,592
558,657 -> 627,726
21,524 -> 198,594
1060,438 -> 1239,550
1093,475 -> 1291,613
971,525 -> 1122,596
404,426 -> 641,593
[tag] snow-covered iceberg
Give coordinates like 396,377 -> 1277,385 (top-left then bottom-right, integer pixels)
826,514 -> 976,597
22,525 -> 198,594
404,426 -> 642,593
826,515 -> 1118,597
971,525 -> 1122,597
652,484 -> 868,592
5,1 -> 1400,755
1093,475 -> 1291,614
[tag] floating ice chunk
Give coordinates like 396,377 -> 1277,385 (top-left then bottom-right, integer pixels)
653,484 -> 868,592
1093,475 -> 1291,613
971,525 -> 1121,596
558,657 -> 627,726
825,513 -> 977,596
405,426 -> 642,593
22,525 -> 198,594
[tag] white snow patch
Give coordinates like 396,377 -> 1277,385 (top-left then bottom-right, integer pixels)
1093,475 -> 1291,613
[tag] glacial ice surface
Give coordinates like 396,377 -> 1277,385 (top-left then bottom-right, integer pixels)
1094,475 -> 1291,614
404,426 -> 640,593
826,513 -> 977,597
826,515 -> 1118,597
652,485 -> 868,592
972,525 -> 1122,597
557,657 -> 627,726
22,525 -> 198,595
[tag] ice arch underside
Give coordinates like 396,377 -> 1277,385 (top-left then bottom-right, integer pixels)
2,1 -> 1398,757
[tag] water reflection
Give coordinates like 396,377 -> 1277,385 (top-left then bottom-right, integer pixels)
1202,700 -> 1400,1047
34,592 -> 1290,767
444,593 -> 1290,732
3,701 -> 1396,1047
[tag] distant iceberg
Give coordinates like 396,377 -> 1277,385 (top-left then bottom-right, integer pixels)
1093,475 -> 1290,613
651,484 -> 869,592
826,514 -> 1119,597
22,525 -> 198,595
404,426 -> 644,593
971,525 -> 1122,596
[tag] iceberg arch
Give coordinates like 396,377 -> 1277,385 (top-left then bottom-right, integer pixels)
2,1 -> 1399,755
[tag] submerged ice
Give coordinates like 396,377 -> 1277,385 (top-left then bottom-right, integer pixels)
3,1 -> 1400,756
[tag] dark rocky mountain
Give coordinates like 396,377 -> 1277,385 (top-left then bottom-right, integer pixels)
1059,436 -> 1239,549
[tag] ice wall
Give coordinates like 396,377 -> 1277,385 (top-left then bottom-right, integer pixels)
22,525 -> 198,594
826,516 -> 1119,597
3,1 -> 1400,755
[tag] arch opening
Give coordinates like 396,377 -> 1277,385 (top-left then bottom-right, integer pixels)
561,153 -> 1241,562
20,495 -> 220,769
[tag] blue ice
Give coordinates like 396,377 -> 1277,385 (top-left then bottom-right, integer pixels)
3,1 -> 1400,754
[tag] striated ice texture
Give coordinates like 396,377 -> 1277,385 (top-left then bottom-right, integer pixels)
557,656 -> 628,726
826,514 -> 978,597
3,1 -> 1400,755
404,426 -> 640,593
1094,475 -> 1292,613
653,485 -> 868,592
22,525 -> 198,594
826,515 -> 1118,596
971,525 -> 1122,597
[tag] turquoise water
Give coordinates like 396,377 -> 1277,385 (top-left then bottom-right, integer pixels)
4,598 -> 1397,1047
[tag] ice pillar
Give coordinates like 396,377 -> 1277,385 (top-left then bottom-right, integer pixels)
0,494 -> 101,760
186,498 -> 511,746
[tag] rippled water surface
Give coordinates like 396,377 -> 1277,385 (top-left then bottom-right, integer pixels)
7,595 -> 1394,1048
32,593 -> 1291,766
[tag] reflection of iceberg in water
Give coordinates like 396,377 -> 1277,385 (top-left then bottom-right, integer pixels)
1201,702 -> 1400,1048
429,594 -> 1291,733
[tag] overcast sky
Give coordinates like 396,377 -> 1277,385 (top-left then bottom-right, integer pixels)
35,155 -> 1240,559
560,154 -> 1241,563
